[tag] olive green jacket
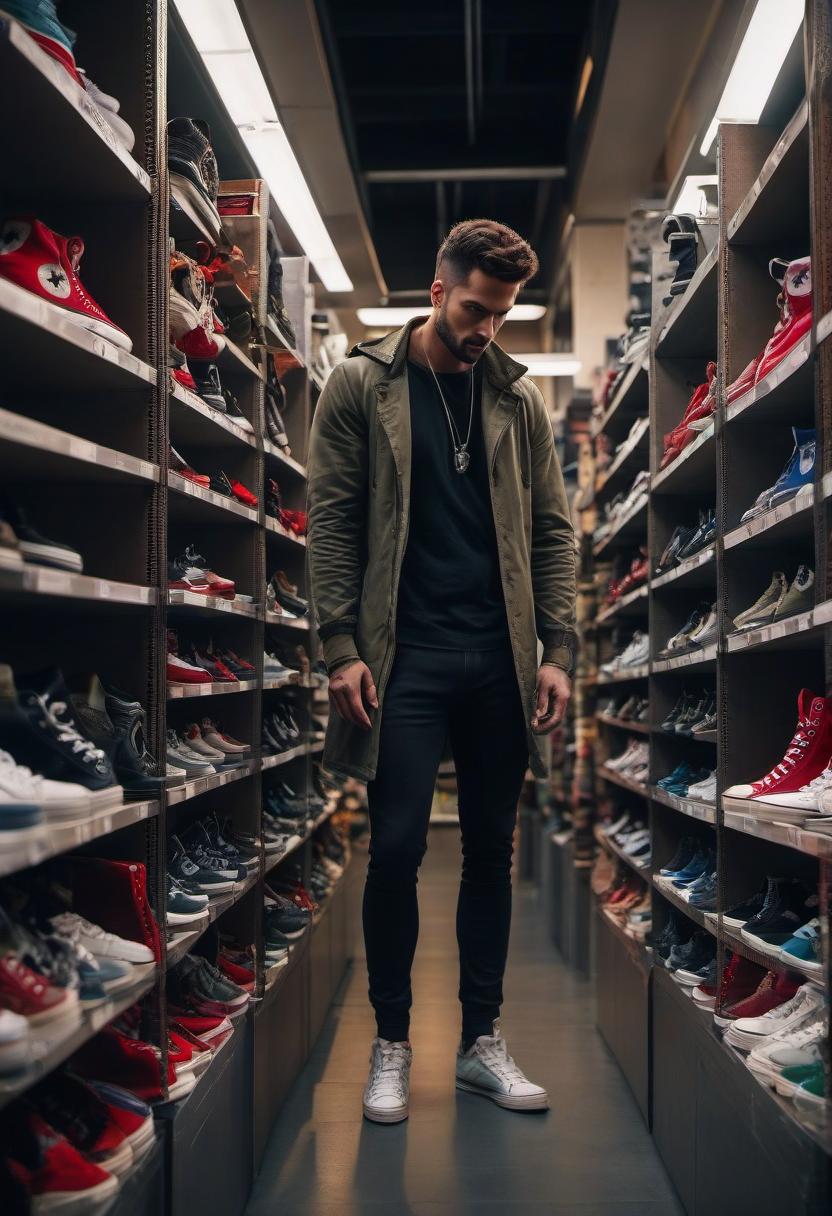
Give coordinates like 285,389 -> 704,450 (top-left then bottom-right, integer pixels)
307,318 -> 577,782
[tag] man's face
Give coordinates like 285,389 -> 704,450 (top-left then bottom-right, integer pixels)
432,268 -> 520,365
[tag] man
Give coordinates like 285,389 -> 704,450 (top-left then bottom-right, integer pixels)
308,219 -> 577,1123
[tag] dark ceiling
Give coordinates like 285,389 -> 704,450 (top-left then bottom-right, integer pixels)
315,1 -> 593,298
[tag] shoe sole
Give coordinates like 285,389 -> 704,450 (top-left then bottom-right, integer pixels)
34,1174 -> 119,1213
19,541 -> 83,572
455,1079 -> 549,1110
98,1139 -> 134,1177
362,1102 -> 409,1123
167,907 -> 210,924
170,171 -> 223,237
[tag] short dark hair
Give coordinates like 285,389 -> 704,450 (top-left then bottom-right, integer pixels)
436,218 -> 539,284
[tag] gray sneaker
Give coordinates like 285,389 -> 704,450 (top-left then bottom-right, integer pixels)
732,572 -> 787,631
363,1038 -> 411,1123
773,565 -> 814,621
455,1022 -> 548,1111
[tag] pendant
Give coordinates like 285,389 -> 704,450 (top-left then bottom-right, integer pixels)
455,447 -> 470,474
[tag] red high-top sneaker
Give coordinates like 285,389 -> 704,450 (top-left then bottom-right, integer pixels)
71,857 -> 162,961
71,1026 -> 169,1101
755,256 -> 812,382
725,690 -> 832,801
721,971 -> 800,1023
8,1111 -> 118,1209
0,216 -> 131,349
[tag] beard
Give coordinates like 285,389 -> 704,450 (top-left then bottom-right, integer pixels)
435,304 -> 487,365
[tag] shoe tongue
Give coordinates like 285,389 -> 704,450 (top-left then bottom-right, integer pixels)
65,234 -> 85,271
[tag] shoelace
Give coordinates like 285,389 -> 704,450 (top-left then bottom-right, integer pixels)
369,1043 -> 410,1100
798,767 -> 832,794
474,1038 -> 529,1087
38,697 -> 106,763
773,1017 -> 825,1047
757,712 -> 820,787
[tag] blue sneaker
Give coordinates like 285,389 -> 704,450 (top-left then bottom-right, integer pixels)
672,848 -> 714,888
657,762 -> 696,790
741,428 -> 816,521
779,917 -> 822,974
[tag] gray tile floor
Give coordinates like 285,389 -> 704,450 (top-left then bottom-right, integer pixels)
247,828 -> 684,1216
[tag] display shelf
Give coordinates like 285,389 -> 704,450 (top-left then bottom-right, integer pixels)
0,408 -> 158,484
598,898 -> 653,970
653,874 -> 716,934
0,799 -> 159,879
651,546 -> 716,590
167,589 -> 261,619
596,713 -> 651,735
593,353 -> 648,437
98,1134 -> 163,1216
725,334 -> 813,425
597,584 -> 648,624
169,381 -> 257,449
217,338 -> 263,381
817,310 -> 832,347
599,765 -> 649,797
265,517 -> 307,547
725,600 -> 832,653
652,642 -> 717,673
167,761 -> 258,806
723,801 -> 832,859
595,418 -> 649,498
595,825 -> 652,876
264,611 -> 310,632
721,1037 -> 832,1159
263,834 -> 306,874
652,786 -> 717,825
167,679 -> 258,700
656,243 -> 718,358
0,565 -> 156,609
651,425 -> 715,494
261,741 -> 319,770
264,315 -> 305,368
721,924 -> 822,985
592,490 -> 648,557
263,439 -> 307,480
595,664 -> 650,684
723,485 -> 815,550
170,182 -> 224,245
0,278 -> 156,393
0,15 -> 151,199
0,965 -> 157,1111
167,471 -> 259,524
727,102 -> 809,243
166,872 -> 260,968
262,672 -> 302,689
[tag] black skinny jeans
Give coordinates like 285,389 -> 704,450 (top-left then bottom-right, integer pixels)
364,643 -> 529,1043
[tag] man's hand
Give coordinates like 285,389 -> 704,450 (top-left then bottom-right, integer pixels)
329,660 -> 378,731
531,664 -> 571,734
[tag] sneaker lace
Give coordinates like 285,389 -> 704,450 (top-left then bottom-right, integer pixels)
38,696 -> 106,762
475,1036 -> 528,1086
758,712 -> 821,786
369,1043 -> 409,1100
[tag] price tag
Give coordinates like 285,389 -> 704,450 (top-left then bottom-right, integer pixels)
97,581 -> 112,599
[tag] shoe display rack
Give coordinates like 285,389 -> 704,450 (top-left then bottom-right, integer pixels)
0,5 -> 359,1215
579,7 -> 832,1212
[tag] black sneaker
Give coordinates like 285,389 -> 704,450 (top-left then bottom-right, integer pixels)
0,666 -> 121,807
192,363 -> 226,411
182,823 -> 247,882
0,498 -> 83,572
740,878 -> 816,949
167,875 -> 209,924
69,675 -> 163,796
205,813 -> 259,870
722,881 -> 769,928
169,834 -> 236,894
168,118 -> 221,235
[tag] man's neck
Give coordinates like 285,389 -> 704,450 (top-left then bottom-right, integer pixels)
408,316 -> 470,374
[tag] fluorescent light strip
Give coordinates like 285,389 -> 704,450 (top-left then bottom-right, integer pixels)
357,304 -> 546,326
173,0 -> 353,293
700,0 -> 804,156
672,175 -> 718,216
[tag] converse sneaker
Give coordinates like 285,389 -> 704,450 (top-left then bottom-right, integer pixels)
455,1021 -> 548,1111
732,572 -> 788,632
773,565 -> 814,621
724,690 -> 832,801
741,428 -> 816,521
50,912 -> 154,964
363,1037 -> 411,1123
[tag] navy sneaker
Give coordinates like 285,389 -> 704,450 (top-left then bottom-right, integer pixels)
660,837 -> 698,876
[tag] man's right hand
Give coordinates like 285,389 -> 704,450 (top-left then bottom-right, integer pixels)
329,660 -> 378,731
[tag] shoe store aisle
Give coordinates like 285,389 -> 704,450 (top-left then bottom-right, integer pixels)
247,828 -> 682,1216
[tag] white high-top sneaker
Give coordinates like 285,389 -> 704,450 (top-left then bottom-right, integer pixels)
362,1038 -> 411,1123
455,1022 -> 548,1111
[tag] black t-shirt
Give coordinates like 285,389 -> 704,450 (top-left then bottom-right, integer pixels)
395,359 -> 510,650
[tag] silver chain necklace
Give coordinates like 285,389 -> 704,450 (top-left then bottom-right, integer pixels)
424,350 -> 474,474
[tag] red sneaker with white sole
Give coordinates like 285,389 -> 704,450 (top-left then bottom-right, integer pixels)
169,1011 -> 232,1043
0,954 -> 77,1025
166,654 -> 211,685
0,216 -> 131,350
8,1112 -> 118,1209
724,690 -> 832,801
755,257 -> 812,383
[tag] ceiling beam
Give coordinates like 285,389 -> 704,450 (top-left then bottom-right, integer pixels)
365,166 -> 567,183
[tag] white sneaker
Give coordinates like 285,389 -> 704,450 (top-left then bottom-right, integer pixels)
748,1015 -> 826,1086
687,772 -> 717,804
753,764 -> 832,811
363,1038 -> 411,1123
51,912 -> 155,964
183,724 -> 226,761
0,749 -> 91,821
455,1021 -> 548,1111
725,983 -> 822,1052
0,1008 -> 30,1074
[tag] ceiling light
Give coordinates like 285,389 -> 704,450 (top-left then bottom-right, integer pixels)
515,354 -> 581,377
173,0 -> 353,293
699,0 -> 804,156
357,304 -> 546,326
672,175 -> 718,216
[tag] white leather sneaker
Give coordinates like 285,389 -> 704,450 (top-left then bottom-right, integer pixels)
363,1038 -> 411,1123
455,1022 -> 548,1111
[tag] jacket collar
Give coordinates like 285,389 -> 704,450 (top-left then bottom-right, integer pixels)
350,317 -> 528,390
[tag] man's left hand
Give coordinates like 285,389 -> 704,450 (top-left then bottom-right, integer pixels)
531,665 -> 572,734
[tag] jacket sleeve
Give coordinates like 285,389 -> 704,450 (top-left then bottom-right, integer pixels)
526,381 -> 578,673
307,363 -> 369,674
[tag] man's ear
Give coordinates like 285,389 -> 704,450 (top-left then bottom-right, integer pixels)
430,278 -> 445,309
